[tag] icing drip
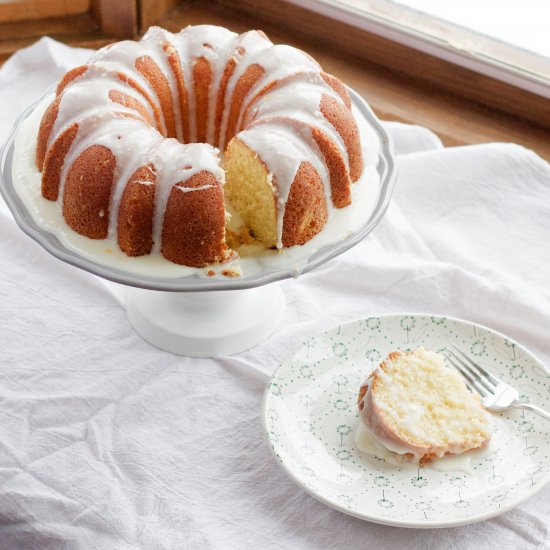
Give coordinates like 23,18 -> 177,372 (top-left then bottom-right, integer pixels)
106,128 -> 164,241
141,26 -> 184,142
49,68 -> 155,149
217,30 -> 273,150
89,40 -> 175,137
149,140 -> 223,253
243,72 -> 350,169
238,121 -> 330,249
174,25 -> 238,144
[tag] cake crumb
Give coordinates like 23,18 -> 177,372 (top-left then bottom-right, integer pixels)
221,268 -> 241,278
206,270 -> 216,277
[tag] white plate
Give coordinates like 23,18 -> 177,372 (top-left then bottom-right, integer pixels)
262,314 -> 550,528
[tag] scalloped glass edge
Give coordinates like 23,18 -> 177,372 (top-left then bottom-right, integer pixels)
0,85 -> 398,292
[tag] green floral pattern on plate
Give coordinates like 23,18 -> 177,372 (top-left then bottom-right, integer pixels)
262,314 -> 550,527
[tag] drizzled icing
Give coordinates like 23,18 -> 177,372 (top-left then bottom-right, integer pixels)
238,121 -> 332,249
40,24 -> 365,259
243,73 -> 350,168
215,29 -> 274,149
357,349 -> 493,465
354,420 -> 497,474
88,39 -> 174,136
169,25 -> 238,144
49,66 -> 157,148
16,94 -> 380,279
148,140 -> 223,253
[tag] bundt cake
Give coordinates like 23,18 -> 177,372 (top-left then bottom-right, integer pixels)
35,24 -> 366,267
357,348 -> 492,466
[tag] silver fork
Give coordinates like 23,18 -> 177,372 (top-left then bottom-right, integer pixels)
443,344 -> 550,421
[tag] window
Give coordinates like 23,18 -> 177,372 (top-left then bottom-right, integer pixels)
291,0 -> 550,96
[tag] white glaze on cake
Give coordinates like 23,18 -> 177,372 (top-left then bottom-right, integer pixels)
243,72 -> 350,167
14,95 -> 380,278
357,349 -> 493,466
37,26 -> 372,258
169,25 -> 238,144
354,420 -> 500,475
238,120 -> 331,248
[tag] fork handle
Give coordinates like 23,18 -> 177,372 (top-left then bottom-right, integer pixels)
511,401 -> 550,421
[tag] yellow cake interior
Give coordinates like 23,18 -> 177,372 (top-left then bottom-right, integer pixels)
224,139 -> 278,248
373,348 -> 492,449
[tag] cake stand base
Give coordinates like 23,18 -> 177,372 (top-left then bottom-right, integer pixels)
126,283 -> 285,357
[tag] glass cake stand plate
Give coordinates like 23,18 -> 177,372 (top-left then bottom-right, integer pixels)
262,314 -> 550,527
0,87 -> 397,356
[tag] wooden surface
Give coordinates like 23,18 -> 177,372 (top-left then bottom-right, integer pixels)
0,0 -> 89,23
139,0 -> 179,32
0,0 -> 548,161
90,0 -> 137,38
0,12 -> 112,63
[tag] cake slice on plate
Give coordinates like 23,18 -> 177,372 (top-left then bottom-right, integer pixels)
357,348 -> 492,466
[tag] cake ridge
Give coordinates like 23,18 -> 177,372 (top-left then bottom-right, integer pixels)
242,73 -> 351,168
48,68 -> 157,152
88,40 -> 175,137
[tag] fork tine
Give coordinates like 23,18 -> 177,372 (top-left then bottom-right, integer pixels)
443,352 -> 488,397
446,348 -> 495,393
450,344 -> 500,386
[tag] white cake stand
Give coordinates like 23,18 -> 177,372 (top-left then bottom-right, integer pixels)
126,285 -> 285,356
0,88 -> 397,357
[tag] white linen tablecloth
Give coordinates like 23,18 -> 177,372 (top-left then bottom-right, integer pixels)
1,38 -> 550,550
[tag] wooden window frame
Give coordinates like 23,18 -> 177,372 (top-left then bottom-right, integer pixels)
210,0 -> 550,129
0,0 -> 548,160
1,0 -> 548,130
292,0 -> 549,96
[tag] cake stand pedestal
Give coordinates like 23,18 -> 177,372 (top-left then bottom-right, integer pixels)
126,283 -> 285,357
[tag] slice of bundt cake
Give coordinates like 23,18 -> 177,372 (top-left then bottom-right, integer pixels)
357,348 -> 492,466
34,24 -> 368,267
224,124 -> 329,248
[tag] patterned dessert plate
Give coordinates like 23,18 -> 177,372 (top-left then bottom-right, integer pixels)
262,314 -> 550,528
